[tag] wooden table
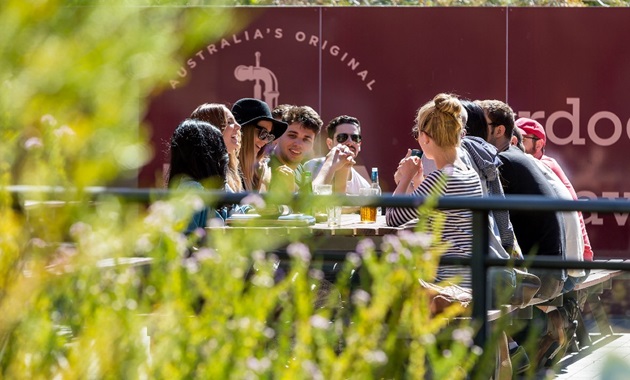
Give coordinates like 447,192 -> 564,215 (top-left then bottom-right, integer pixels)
209,213 -> 408,282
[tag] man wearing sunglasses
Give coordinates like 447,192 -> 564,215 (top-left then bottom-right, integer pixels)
268,105 -> 323,193
304,115 -> 371,194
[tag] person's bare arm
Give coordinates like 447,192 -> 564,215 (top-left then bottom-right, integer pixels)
312,144 -> 355,192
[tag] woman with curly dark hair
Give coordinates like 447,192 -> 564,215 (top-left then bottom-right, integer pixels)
167,118 -> 229,233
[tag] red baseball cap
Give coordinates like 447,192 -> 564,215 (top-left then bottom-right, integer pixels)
516,118 -> 546,145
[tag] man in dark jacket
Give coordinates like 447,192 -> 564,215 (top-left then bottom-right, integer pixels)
480,100 -> 566,301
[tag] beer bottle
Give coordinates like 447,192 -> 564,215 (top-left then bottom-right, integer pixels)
371,167 -> 382,215
299,171 -> 313,215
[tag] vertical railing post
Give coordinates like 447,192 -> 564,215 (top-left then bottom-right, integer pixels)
472,210 -> 489,348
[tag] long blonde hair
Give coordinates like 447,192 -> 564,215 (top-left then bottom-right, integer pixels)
238,125 -> 268,191
190,103 -> 243,192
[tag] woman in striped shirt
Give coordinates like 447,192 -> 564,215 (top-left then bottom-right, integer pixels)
386,93 -> 483,289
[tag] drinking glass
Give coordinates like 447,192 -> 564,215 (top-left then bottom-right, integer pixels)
359,187 -> 378,223
313,184 -> 341,227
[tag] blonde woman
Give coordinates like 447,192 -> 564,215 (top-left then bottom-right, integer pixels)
386,93 -> 483,289
190,103 -> 243,192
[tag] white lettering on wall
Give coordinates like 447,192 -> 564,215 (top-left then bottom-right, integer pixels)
588,111 -> 623,146
578,190 -> 630,226
169,27 -> 376,91
546,98 -> 585,145
518,97 -> 629,147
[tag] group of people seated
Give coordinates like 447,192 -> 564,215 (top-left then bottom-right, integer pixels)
166,93 -> 593,373
166,98 -> 373,232
381,93 -> 593,373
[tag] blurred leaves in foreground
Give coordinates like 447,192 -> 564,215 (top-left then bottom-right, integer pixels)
0,1 -> 509,379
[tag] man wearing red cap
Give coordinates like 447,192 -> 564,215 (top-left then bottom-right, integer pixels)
516,117 -> 594,263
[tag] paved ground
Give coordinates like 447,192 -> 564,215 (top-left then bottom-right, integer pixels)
530,319 -> 630,379
551,333 -> 630,379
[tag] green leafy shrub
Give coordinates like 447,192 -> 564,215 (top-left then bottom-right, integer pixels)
1,2 -> 482,379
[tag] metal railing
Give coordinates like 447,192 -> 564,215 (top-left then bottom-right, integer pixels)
7,186 -> 630,347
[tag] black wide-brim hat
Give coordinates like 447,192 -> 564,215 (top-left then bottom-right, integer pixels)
231,98 -> 288,138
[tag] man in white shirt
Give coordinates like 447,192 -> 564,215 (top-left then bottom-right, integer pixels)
304,115 -> 370,194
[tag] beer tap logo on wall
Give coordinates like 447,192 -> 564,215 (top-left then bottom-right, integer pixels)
169,26 -> 376,108
234,52 -> 279,109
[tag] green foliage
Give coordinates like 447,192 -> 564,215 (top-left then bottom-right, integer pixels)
0,2 -> 479,376
0,1 -> 572,379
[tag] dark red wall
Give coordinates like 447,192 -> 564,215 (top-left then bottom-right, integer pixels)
143,7 -> 630,258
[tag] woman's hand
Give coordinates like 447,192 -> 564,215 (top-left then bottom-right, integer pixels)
394,149 -> 424,185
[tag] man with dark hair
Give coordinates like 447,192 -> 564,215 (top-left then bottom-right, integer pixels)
268,105 -> 322,192
480,100 -> 567,301
304,115 -> 370,194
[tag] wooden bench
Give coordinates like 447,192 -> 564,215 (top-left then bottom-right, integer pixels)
571,261 -> 625,348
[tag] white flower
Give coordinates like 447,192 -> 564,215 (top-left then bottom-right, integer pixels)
263,327 -> 275,339
252,250 -> 266,262
30,238 -> 47,248
69,222 -> 92,239
310,315 -> 330,330
40,114 -> 57,126
246,356 -> 271,373
346,252 -> 362,267
24,137 -> 43,150
382,234 -> 403,253
207,218 -> 223,228
241,194 -> 266,209
420,334 -> 436,344
398,230 -> 433,249
134,234 -> 153,253
364,350 -> 388,364
184,194 -> 204,212
183,258 -> 199,274
355,238 -> 375,255
53,125 -> 75,137
452,327 -> 474,347
195,248 -> 218,262
192,227 -> 206,240
145,201 -> 176,227
301,361 -> 323,380
309,269 -> 324,281
287,242 -> 311,263
351,289 -> 371,306
251,274 -> 274,288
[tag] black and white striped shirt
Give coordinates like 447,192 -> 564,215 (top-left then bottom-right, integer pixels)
386,164 -> 483,288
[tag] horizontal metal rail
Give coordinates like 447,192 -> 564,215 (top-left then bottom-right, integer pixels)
6,185 -> 630,348
7,186 -> 630,213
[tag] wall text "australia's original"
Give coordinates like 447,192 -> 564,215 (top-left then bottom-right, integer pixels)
170,28 -> 376,91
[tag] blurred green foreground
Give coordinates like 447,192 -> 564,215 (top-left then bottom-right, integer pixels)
0,2 -> 485,379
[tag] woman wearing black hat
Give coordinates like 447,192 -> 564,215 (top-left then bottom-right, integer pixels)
231,98 -> 288,192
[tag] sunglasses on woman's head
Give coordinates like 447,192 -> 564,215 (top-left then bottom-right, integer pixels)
336,133 -> 362,144
255,126 -> 275,142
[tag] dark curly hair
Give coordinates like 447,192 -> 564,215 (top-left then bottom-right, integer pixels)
283,105 -> 323,134
167,119 -> 229,189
